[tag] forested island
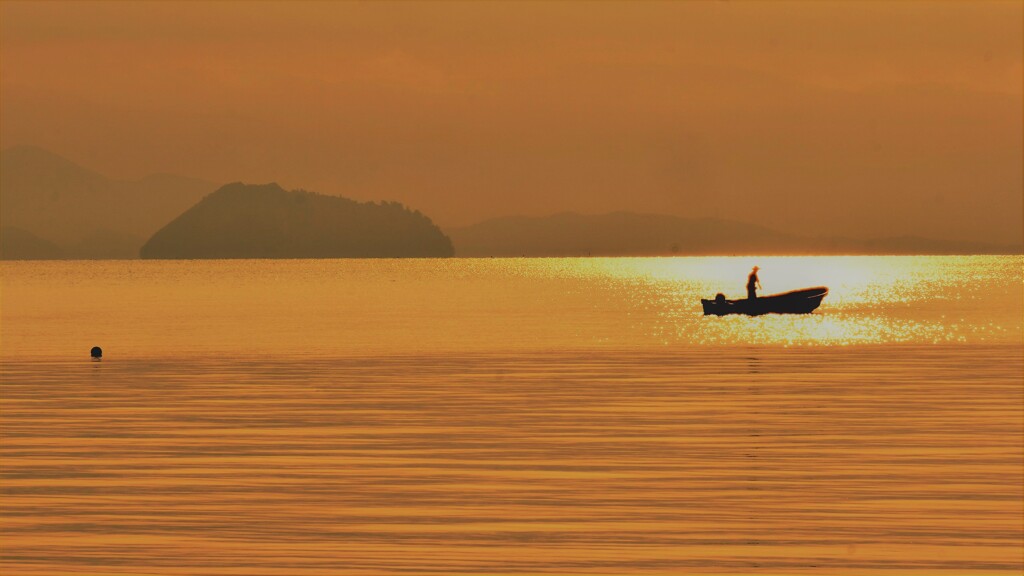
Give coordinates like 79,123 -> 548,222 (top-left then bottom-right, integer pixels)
140,182 -> 454,259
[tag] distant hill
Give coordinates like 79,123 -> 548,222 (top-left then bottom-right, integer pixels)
448,212 -> 1023,256
140,182 -> 454,259
448,212 -> 804,256
811,234 -> 1023,256
0,226 -> 65,260
0,146 -> 215,259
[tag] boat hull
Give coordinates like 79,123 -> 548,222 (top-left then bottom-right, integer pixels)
701,287 -> 828,316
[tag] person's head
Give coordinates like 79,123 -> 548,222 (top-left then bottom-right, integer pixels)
752,266 -> 759,272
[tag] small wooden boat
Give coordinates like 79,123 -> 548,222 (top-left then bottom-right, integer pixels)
702,287 -> 828,316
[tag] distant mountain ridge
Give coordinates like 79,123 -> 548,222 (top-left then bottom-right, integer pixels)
1,146 -> 215,258
448,212 -> 1023,256
0,226 -> 64,259
140,182 -> 454,259
3,146 -> 1019,259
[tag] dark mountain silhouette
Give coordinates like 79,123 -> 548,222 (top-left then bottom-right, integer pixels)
448,212 -> 1023,256
140,182 -> 454,259
4,147 -> 1018,259
0,146 -> 214,259
0,227 -> 65,260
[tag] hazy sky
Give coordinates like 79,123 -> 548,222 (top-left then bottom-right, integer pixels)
2,1 -> 1021,243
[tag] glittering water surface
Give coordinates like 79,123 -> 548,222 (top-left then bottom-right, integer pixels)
1,257 -> 1022,575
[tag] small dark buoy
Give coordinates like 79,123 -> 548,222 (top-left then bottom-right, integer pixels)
90,346 -> 103,360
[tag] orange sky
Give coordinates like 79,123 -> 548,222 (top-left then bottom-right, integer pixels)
1,1 -> 1021,243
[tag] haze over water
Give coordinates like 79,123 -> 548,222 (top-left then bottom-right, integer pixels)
1,256 -> 1022,575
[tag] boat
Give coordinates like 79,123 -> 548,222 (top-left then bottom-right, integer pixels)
701,286 -> 828,316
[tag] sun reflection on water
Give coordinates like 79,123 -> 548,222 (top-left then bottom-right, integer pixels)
1,255 -> 1021,357
584,255 -> 1023,347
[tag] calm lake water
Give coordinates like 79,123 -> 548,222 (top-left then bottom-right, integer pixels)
2,256 -> 1022,575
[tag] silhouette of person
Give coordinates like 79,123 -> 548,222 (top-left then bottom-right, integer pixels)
747,266 -> 761,300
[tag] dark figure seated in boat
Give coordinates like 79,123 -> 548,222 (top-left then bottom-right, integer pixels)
747,266 -> 761,300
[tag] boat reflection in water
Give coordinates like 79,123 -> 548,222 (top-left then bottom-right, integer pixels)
701,286 -> 828,316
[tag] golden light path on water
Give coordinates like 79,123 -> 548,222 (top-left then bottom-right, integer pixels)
516,255 -> 1022,347
1,256 -> 1020,359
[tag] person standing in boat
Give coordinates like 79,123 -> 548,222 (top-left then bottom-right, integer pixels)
747,266 -> 761,300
